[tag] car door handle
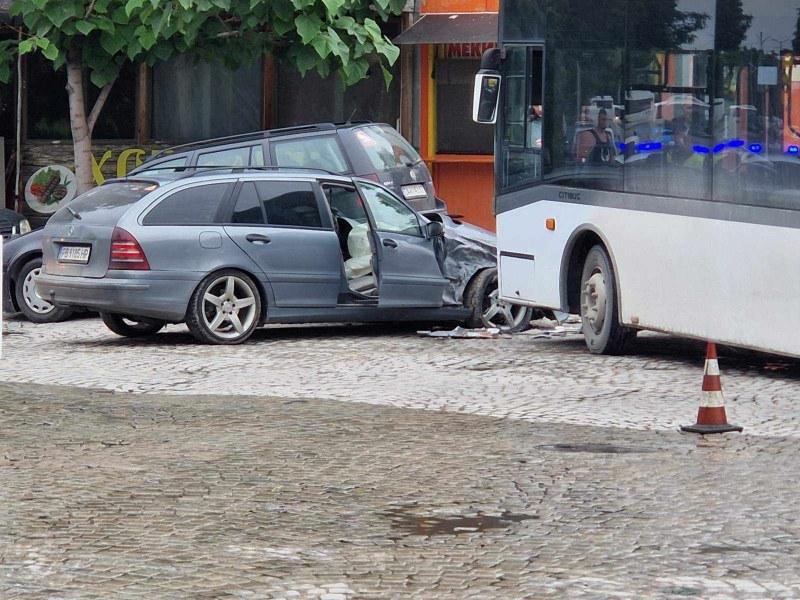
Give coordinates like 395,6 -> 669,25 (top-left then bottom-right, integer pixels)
382,238 -> 398,249
246,234 -> 271,245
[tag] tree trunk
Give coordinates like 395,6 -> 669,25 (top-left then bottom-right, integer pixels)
66,45 -> 94,194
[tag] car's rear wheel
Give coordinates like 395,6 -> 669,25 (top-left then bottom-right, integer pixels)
186,270 -> 261,345
14,258 -> 75,323
464,268 -> 532,333
101,312 -> 166,337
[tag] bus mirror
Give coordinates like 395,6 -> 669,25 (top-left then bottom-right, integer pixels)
473,72 -> 501,124
480,48 -> 501,71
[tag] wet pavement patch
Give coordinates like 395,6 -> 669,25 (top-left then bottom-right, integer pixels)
536,443 -> 657,454
382,506 -> 537,537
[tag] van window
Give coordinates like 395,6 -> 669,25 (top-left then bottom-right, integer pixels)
355,125 -> 421,173
49,182 -> 159,224
272,137 -> 349,174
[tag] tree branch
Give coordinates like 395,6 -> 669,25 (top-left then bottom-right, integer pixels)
84,0 -> 98,19
87,79 -> 115,135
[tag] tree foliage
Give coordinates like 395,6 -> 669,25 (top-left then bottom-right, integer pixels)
715,0 -> 753,52
0,0 -> 404,88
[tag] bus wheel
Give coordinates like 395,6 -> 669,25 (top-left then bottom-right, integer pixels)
579,245 -> 635,355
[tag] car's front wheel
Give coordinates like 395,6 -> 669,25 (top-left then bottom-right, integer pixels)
14,258 -> 75,323
186,270 -> 261,345
101,313 -> 166,337
464,268 -> 532,333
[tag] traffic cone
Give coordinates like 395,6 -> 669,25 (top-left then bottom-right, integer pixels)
681,343 -> 743,434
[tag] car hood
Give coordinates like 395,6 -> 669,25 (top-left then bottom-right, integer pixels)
428,213 -> 497,305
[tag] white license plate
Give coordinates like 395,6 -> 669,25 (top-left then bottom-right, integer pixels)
58,245 -> 91,264
402,184 -> 427,199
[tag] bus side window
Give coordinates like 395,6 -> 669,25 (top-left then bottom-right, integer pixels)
501,46 -> 545,190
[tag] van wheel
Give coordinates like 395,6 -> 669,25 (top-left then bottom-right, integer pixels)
464,268 -> 532,333
15,258 -> 74,323
580,245 -> 636,354
186,270 -> 261,345
101,312 -> 166,337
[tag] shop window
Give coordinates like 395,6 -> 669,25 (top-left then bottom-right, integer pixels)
27,54 -> 136,140
275,53 -> 400,127
275,17 -> 401,128
435,58 -> 493,154
152,55 -> 262,141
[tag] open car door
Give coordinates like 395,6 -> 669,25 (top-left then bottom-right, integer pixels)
356,181 -> 447,308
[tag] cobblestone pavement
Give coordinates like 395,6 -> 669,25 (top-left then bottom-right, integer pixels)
1,316 -> 799,437
1,381 -> 799,599
1,317 -> 800,598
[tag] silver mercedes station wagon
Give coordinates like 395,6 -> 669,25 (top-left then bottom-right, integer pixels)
36,170 -> 531,344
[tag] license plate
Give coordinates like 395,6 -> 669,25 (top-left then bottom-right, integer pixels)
58,245 -> 91,264
402,184 -> 427,199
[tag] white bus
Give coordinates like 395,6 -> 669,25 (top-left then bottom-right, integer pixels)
474,0 -> 800,358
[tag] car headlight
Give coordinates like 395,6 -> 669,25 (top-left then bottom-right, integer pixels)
14,219 -> 31,235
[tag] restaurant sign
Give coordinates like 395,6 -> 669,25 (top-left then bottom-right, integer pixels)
440,43 -> 496,59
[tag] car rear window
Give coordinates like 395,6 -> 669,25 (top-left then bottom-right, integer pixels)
143,183 -> 231,225
354,125 -> 421,173
48,182 -> 159,223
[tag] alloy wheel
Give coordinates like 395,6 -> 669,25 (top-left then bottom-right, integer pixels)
482,288 -> 529,331
201,275 -> 258,340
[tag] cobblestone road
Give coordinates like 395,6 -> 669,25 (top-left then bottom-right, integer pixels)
1,317 -> 800,598
2,317 -> 799,436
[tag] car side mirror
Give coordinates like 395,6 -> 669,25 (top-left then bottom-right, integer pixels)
426,221 -> 445,238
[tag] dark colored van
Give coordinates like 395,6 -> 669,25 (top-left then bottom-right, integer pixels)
130,122 -> 444,212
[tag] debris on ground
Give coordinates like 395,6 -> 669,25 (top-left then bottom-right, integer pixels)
522,316 -> 583,340
417,326 -> 501,339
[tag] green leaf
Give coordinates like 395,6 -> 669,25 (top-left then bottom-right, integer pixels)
311,34 -> 331,58
295,13 -> 322,44
75,21 -> 97,35
125,0 -> 146,17
381,64 -> 392,90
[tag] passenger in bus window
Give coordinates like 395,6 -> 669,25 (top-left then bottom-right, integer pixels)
576,109 -> 616,164
528,104 -> 543,148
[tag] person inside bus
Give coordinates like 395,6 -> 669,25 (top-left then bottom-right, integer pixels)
576,109 -> 616,165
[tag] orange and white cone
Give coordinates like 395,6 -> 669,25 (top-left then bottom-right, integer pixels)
681,343 -> 743,434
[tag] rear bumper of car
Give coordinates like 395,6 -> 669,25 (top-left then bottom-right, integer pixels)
35,272 -> 198,322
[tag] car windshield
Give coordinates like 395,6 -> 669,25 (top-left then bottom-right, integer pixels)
48,182 -> 158,223
354,125 -> 421,173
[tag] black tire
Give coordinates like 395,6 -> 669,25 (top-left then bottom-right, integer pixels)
579,245 -> 636,355
463,268 -> 532,333
101,312 -> 166,337
185,270 -> 262,345
14,258 -> 75,323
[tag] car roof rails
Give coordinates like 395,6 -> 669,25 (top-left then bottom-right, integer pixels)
145,123 -> 348,163
131,164 -> 344,178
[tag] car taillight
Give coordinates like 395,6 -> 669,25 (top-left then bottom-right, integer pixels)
109,227 -> 150,270
359,173 -> 380,182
